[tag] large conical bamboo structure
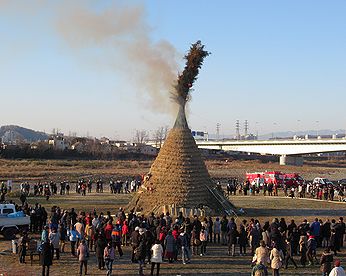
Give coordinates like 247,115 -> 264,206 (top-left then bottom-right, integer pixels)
127,41 -> 234,215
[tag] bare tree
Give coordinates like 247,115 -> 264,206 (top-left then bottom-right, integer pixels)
153,126 -> 169,148
134,130 -> 149,144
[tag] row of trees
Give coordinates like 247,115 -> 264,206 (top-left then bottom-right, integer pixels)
0,144 -> 153,160
133,126 -> 169,148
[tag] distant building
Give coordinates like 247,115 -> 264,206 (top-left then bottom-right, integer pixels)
71,142 -> 85,152
99,137 -> 111,145
138,144 -> 158,156
113,140 -> 128,148
48,133 -> 68,150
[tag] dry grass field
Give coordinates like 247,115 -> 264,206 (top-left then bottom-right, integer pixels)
0,158 -> 346,275
1,158 -> 345,183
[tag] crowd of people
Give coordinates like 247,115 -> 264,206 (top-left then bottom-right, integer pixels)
2,176 -> 345,206
0,178 -> 143,203
12,198 -> 346,276
223,178 -> 346,202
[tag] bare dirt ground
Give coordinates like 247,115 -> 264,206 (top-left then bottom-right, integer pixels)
0,158 -> 346,275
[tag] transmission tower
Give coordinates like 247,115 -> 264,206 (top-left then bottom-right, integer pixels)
216,123 -> 220,140
244,120 -> 248,137
236,120 -> 240,140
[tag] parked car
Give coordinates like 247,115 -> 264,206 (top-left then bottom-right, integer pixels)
312,177 -> 334,186
0,204 -> 30,240
338,179 -> 346,186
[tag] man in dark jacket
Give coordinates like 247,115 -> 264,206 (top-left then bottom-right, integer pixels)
95,231 -> 107,270
220,216 -> 229,245
131,227 -> 140,263
134,235 -> 147,276
320,247 -> 333,276
143,228 -> 154,264
40,241 -> 53,276
192,216 -> 202,237
227,217 -> 237,256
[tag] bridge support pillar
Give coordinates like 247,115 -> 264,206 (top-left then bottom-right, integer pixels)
280,155 -> 303,166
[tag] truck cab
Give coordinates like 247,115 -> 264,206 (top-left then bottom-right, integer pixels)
0,204 -> 30,240
0,204 -> 16,216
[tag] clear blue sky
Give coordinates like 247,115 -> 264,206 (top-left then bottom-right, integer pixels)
0,0 -> 345,139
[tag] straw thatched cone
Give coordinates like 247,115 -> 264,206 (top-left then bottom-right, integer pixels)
127,109 -> 225,215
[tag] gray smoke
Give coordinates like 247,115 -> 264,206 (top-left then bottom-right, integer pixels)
1,0 -> 180,114
55,1 -> 180,114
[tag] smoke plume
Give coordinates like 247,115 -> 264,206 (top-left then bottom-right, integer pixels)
0,0 -> 180,114
55,1 -> 179,114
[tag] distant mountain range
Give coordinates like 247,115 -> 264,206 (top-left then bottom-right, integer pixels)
0,125 -> 48,143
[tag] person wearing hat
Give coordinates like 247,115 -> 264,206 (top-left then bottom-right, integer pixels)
134,232 -> 147,276
329,260 -> 346,276
131,226 -> 140,263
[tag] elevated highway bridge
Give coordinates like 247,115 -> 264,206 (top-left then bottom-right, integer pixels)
195,139 -> 346,165
148,138 -> 346,166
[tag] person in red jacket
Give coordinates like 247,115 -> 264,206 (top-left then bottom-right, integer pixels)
104,221 -> 113,243
122,221 -> 129,246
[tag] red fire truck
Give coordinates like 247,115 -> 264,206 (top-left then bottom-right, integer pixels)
245,171 -> 303,187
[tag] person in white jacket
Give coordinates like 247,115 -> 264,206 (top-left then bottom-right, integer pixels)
329,260 -> 346,276
150,240 -> 163,276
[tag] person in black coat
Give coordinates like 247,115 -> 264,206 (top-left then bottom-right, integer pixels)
40,241 -> 53,276
320,247 -> 333,276
238,224 -> 248,256
95,232 -> 107,270
192,216 -> 202,237
131,227 -> 140,263
143,228 -> 154,264
134,235 -> 147,276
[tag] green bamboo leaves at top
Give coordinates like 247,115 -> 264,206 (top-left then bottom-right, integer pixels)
174,41 -> 210,105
